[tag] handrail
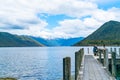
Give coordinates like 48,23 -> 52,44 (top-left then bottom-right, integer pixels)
63,48 -> 84,80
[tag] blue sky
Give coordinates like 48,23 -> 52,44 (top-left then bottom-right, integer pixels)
96,0 -> 120,10
0,0 -> 120,39
38,13 -> 74,29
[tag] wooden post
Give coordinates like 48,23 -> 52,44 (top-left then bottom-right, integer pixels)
87,48 -> 89,54
111,52 -> 116,78
114,48 -> 117,56
78,49 -> 83,69
63,57 -> 71,80
99,49 -> 102,63
80,48 -> 84,67
75,48 -> 84,80
78,51 -> 81,70
103,49 -> 106,66
114,48 -> 117,53
81,48 -> 84,57
110,48 -> 112,52
119,48 -> 120,56
104,49 -> 109,70
75,52 -> 79,80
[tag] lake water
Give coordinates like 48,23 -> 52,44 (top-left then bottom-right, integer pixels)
0,46 -> 120,80
0,47 -> 83,80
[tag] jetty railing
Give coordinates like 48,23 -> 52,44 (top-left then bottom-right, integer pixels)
75,48 -> 84,80
63,48 -> 84,80
98,48 -> 120,79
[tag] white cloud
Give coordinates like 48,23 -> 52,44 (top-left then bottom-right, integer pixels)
0,0 -> 120,39
48,19 -> 101,39
50,0 -> 97,17
83,17 -> 102,29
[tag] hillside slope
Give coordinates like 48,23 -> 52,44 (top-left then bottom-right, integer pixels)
75,20 -> 120,46
0,32 -> 44,47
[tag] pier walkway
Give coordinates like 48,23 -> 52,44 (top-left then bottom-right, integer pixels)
82,55 -> 112,80
63,48 -> 119,80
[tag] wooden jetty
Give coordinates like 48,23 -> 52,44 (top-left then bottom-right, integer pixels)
63,47 -> 120,80
80,55 -> 113,80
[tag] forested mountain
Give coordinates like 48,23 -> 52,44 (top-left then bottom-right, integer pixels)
75,20 -> 120,46
0,32 -> 44,47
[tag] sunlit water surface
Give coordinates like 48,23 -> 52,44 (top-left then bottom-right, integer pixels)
0,46 -> 120,80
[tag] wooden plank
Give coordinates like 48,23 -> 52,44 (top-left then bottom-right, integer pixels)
82,55 -> 112,80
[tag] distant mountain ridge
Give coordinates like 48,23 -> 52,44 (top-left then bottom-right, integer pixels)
75,20 -> 120,46
0,32 -> 44,47
31,36 -> 84,46
0,32 -> 84,47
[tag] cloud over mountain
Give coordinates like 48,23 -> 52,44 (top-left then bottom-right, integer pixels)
0,0 -> 120,39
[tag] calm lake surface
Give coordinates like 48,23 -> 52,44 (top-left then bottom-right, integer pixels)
0,46 -> 120,80
0,47 -> 82,80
